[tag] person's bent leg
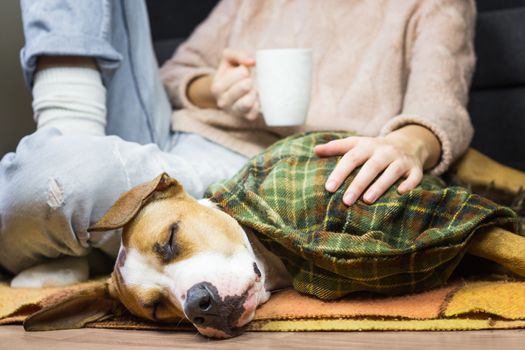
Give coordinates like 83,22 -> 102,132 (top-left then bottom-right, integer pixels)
20,0 -> 172,147
1,0 -> 247,278
2,0 -> 173,273
0,128 -> 247,275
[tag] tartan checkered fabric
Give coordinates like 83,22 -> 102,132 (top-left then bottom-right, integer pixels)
206,132 -> 519,300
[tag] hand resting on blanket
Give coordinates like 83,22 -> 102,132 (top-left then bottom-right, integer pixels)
315,124 -> 441,206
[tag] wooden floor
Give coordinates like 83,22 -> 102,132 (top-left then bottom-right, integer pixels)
1,326 -> 525,350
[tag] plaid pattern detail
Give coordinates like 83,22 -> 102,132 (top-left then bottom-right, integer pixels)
206,132 -> 519,300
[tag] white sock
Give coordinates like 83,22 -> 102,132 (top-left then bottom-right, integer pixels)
32,67 -> 107,136
10,256 -> 89,288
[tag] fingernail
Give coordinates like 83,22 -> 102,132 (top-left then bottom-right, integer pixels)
326,180 -> 337,192
344,192 -> 357,206
364,191 -> 377,203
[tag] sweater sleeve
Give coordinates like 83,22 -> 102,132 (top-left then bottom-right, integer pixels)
159,0 -> 240,110
379,0 -> 476,175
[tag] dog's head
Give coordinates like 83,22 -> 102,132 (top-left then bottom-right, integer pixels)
24,173 -> 270,338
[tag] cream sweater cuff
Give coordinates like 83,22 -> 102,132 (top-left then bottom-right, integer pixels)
32,67 -> 107,136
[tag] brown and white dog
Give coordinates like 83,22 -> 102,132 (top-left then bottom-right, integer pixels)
23,173 -> 292,338
18,150 -> 525,338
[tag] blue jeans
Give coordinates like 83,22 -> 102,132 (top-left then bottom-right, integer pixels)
0,0 -> 247,274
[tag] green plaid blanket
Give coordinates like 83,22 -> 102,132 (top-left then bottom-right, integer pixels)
206,132 -> 519,300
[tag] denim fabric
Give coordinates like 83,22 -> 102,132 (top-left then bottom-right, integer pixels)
20,0 -> 172,148
0,1 -> 249,273
0,128 -> 247,274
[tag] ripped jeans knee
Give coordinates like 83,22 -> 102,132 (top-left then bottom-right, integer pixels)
0,128 -> 130,273
0,128 -> 248,274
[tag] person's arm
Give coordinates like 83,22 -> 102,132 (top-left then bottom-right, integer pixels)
33,56 -> 107,136
159,0 -> 240,110
314,126 -> 438,205
315,0 -> 476,205
186,75 -> 216,109
383,125 -> 441,171
380,0 -> 476,175
186,50 -> 259,121
160,0 -> 259,120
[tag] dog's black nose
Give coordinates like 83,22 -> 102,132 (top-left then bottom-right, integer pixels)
185,282 -> 217,325
184,282 -> 221,327
184,281 -> 247,335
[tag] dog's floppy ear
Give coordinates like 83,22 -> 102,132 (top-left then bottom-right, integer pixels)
23,278 -> 123,331
88,172 -> 183,232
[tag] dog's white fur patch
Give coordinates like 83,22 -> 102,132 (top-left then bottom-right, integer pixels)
120,249 -> 173,289
197,198 -> 218,209
199,197 -> 291,293
120,246 -> 270,321
165,250 -> 269,304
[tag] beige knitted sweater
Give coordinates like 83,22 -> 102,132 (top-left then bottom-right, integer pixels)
160,0 -> 476,175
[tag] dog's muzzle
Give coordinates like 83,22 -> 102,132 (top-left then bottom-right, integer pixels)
184,281 -> 250,337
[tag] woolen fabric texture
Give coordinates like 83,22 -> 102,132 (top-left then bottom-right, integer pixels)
161,0 -> 477,175
206,132 -> 518,299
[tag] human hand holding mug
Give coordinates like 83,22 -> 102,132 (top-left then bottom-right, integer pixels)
211,49 -> 260,121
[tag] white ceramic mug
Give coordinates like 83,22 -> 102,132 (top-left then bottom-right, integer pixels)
256,48 -> 313,126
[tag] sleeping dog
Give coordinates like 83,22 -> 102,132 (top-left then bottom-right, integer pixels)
19,147 -> 525,338
22,173 -> 292,338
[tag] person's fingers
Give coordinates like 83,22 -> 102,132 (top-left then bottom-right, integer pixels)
223,49 -> 256,67
215,58 -> 229,77
324,148 -> 370,193
362,160 -> 409,204
342,156 -> 390,206
217,78 -> 254,110
211,65 -> 250,98
397,167 -> 424,194
232,88 -> 257,115
314,137 -> 361,157
245,99 -> 260,121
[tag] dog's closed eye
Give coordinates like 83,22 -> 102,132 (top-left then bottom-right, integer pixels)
151,299 -> 162,320
142,296 -> 164,320
153,222 -> 180,263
